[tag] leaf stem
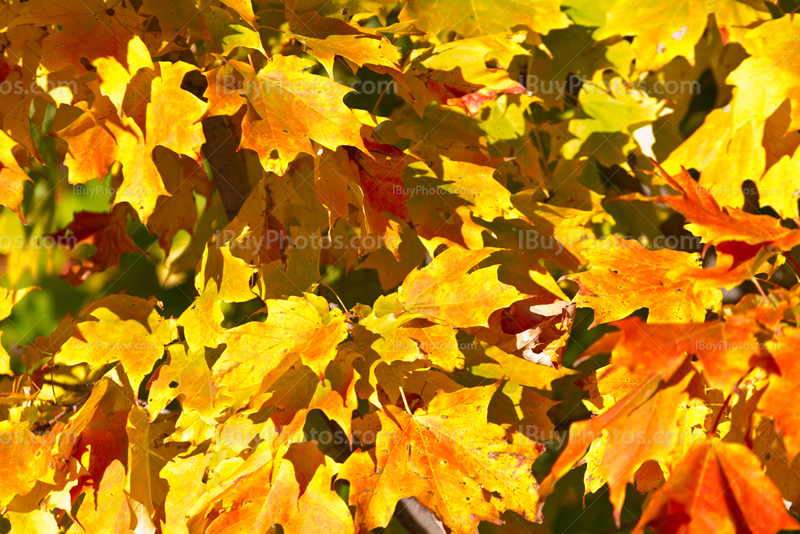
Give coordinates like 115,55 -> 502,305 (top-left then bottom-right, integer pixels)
709,390 -> 734,437
399,387 -> 412,414
371,80 -> 392,115
751,276 -> 781,310
783,252 -> 800,281
709,369 -> 752,437
319,281 -> 347,312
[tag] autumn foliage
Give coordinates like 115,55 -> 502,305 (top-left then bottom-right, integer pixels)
2,0 -> 800,533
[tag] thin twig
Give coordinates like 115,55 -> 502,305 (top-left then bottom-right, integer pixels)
34,394 -> 91,434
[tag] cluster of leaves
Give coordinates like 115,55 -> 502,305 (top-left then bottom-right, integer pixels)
1,0 -> 800,532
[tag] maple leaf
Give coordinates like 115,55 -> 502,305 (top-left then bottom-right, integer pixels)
16,0 -> 154,109
563,78 -> 665,166
231,56 -> 368,174
123,61 -> 207,161
584,316 -> 775,392
399,33 -> 530,118
526,25 -> 634,109
400,0 -> 570,41
660,109 -> 766,210
52,377 -> 121,465
160,454 -> 211,534
316,140 -> 413,255
287,0 -> 395,21
5,510 -> 58,533
73,460 -> 132,533
0,130 -> 30,220
190,169 -> 314,302
191,442 -> 353,534
465,300 -> 575,367
753,417 -> 800,510
409,155 -> 523,222
202,64 -> 249,119
453,349 -> 563,437
220,0 -> 258,28
356,225 -> 428,291
126,405 -> 158,525
250,347 -> 361,443
193,244 -> 257,308
149,148 -> 214,255
476,93 -> 547,186
341,384 -> 543,534
593,0 -> 708,73
658,92 -> 800,213
138,0 -> 213,50
370,319 -> 463,370
255,226 -> 323,300
396,103 -> 490,157
758,327 -> 800,463
458,341 -> 579,392
540,370 -> 695,522
48,204 -> 143,286
727,16 -> 800,131
0,27 -> 41,153
562,235 -> 721,327
629,162 -> 800,251
147,343 -> 217,423
577,364 -> 651,416
359,295 -> 464,371
206,5 -> 266,56
9,1 -> 800,532
405,195 -> 487,256
398,246 -> 527,328
0,286 -> 37,374
619,162 -> 800,290
177,286 -> 225,356
761,142 -> 800,220
203,294 -> 348,408
54,295 -> 175,389
634,440 -> 799,534
58,62 -> 207,223
0,421 -> 52,507
292,12 -> 403,78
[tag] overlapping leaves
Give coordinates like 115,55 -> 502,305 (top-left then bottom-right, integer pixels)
2,1 -> 800,534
